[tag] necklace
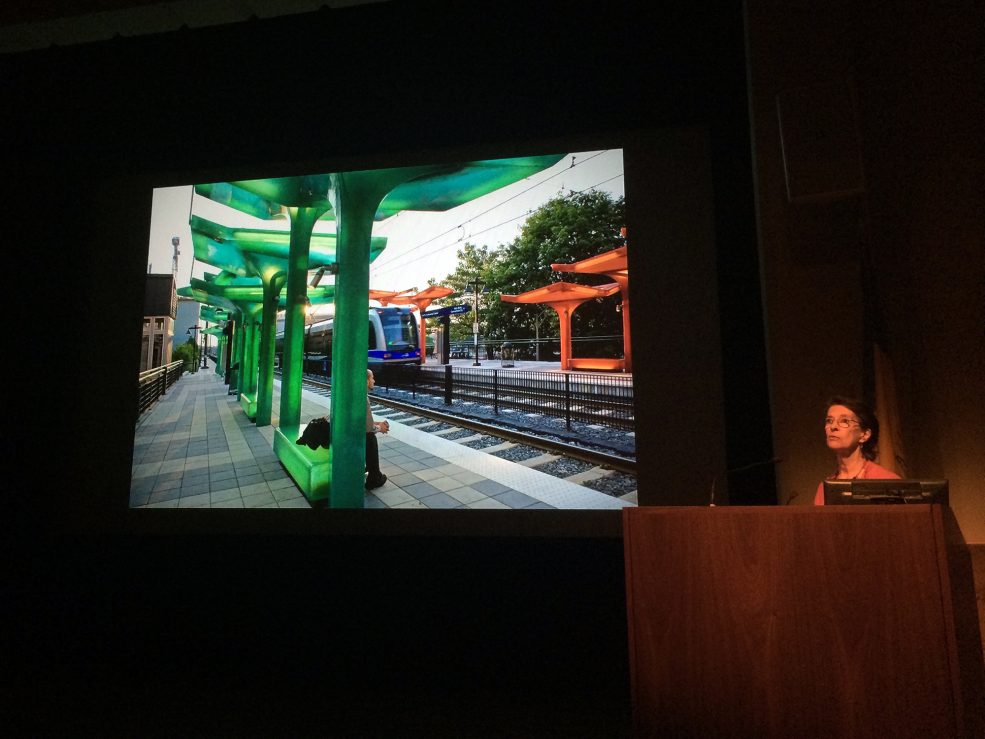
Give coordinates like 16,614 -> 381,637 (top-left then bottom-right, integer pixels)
835,459 -> 867,480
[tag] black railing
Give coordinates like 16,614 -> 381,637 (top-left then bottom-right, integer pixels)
447,334 -> 624,361
374,364 -> 634,431
137,360 -> 185,418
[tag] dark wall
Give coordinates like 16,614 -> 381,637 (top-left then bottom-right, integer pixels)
144,273 -> 176,317
745,0 -> 985,539
7,2 -> 767,735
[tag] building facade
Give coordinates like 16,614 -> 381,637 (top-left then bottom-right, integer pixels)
141,273 -> 177,371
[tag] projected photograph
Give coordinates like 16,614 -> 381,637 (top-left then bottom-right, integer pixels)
131,150 -> 636,510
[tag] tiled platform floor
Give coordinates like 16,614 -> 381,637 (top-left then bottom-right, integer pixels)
131,368 -> 635,510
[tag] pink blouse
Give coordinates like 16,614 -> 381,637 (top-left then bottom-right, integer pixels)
813,460 -> 901,505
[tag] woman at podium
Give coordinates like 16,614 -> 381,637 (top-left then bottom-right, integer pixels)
813,396 -> 900,505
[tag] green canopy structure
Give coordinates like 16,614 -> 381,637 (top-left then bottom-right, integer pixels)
188,215 -> 383,426
180,271 -> 336,420
197,305 -> 231,375
193,154 -> 565,507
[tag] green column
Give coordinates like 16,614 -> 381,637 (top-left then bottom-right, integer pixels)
214,334 -> 223,376
255,273 -> 285,427
240,304 -> 262,418
244,303 -> 263,396
327,169 -> 428,507
235,316 -> 248,397
217,335 -> 227,377
278,207 -> 324,433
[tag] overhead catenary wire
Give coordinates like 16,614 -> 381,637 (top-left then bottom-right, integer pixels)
369,151 -> 614,278
370,169 -> 624,282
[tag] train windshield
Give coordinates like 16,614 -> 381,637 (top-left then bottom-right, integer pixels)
379,310 -> 416,350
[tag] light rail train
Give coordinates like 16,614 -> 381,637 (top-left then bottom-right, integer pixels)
276,306 -> 421,372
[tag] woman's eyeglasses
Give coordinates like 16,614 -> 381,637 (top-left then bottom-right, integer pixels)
824,416 -> 860,429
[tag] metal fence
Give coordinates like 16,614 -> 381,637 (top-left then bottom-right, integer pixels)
374,363 -> 634,431
137,360 -> 185,417
448,334 -> 624,362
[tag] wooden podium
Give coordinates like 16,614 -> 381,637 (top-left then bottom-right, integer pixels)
623,506 -> 984,738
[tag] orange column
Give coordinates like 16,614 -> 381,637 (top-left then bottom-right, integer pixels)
621,296 -> 632,372
417,302 -> 430,364
607,275 -> 631,373
548,301 -> 582,371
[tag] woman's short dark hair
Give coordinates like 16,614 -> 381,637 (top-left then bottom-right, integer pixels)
826,395 -> 880,461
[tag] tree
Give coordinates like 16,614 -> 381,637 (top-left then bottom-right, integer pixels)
432,189 -> 626,356
488,190 -> 625,343
431,242 -> 497,344
173,338 -> 199,372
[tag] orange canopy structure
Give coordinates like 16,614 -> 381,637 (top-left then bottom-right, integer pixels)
368,288 -> 416,305
501,281 -> 622,371
371,285 -> 454,363
551,241 -> 631,371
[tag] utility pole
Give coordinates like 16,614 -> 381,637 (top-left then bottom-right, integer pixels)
468,277 -> 485,366
171,236 -> 180,279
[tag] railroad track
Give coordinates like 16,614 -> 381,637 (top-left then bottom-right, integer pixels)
298,374 -> 638,502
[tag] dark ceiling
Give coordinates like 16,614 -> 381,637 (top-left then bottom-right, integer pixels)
0,0 -> 387,54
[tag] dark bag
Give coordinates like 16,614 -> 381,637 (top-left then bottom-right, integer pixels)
296,417 -> 331,450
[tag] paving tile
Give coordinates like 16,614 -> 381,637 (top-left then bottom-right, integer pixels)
418,492 -> 464,509
130,478 -> 155,495
374,489 -> 416,507
277,497 -> 311,508
158,460 -> 185,474
267,477 -> 298,491
450,471 -> 485,486
466,498 -> 510,509
178,492 -> 212,508
389,472 -> 424,488
420,476 -> 463,492
146,499 -> 180,508
148,488 -> 181,504
212,498 -> 245,508
471,479 -> 511,496
402,481 -> 441,499
236,473 -> 265,487
210,477 -> 239,492
210,488 -> 241,504
184,457 -> 210,471
272,485 -> 302,502
239,482 -> 271,497
242,491 -> 277,508
444,486 -> 488,505
179,481 -> 211,497
492,490 -> 542,509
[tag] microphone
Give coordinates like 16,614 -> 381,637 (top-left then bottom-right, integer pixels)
709,457 -> 783,506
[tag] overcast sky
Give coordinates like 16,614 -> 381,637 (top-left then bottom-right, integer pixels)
147,149 -> 624,317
